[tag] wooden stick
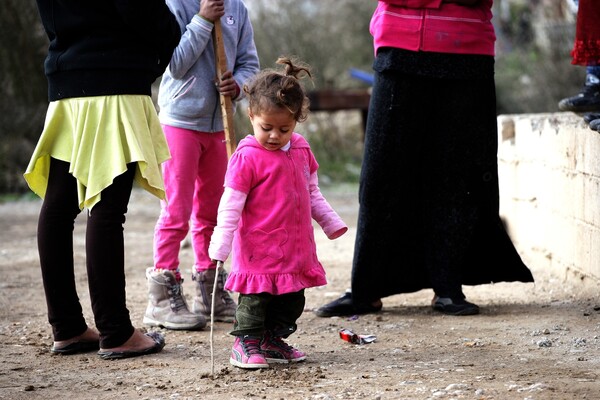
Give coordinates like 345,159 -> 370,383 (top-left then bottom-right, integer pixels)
210,260 -> 224,377
210,19 -> 235,377
212,19 -> 236,158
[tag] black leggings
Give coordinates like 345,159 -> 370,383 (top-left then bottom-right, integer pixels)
38,158 -> 136,348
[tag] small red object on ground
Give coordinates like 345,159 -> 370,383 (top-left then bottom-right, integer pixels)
339,328 -> 376,344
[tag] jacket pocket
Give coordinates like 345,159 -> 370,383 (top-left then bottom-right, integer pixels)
171,75 -> 196,101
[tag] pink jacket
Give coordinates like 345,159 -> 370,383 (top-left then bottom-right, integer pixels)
209,133 -> 347,295
370,0 -> 495,56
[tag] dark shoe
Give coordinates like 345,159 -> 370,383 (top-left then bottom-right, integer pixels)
432,296 -> 480,316
261,331 -> 306,363
583,112 -> 600,124
589,118 -> 600,132
558,84 -> 600,112
97,332 -> 165,360
314,291 -> 382,317
51,340 -> 99,355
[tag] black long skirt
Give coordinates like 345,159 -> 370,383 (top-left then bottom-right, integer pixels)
351,53 -> 534,303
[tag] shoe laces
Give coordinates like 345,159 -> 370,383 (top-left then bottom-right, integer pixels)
266,335 -> 294,353
241,336 -> 263,355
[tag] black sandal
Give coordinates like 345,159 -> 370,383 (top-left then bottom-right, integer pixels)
97,332 -> 165,360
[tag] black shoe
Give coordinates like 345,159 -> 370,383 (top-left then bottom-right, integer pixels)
583,112 -> 600,124
314,291 -> 382,317
558,84 -> 600,113
590,118 -> 600,132
432,296 -> 479,316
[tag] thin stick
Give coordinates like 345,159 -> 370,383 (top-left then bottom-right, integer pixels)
210,17 -> 236,378
212,19 -> 236,158
210,260 -> 224,376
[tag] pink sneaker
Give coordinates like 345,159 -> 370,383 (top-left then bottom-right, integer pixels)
230,336 -> 269,369
261,332 -> 306,363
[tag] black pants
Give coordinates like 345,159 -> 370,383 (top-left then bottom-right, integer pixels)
230,290 -> 305,338
38,158 -> 136,348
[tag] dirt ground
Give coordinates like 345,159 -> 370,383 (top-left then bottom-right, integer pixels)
1,185 -> 599,400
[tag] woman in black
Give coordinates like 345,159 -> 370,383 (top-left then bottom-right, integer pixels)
26,0 -> 180,359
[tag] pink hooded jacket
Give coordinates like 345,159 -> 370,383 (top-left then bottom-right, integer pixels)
370,0 -> 496,56
209,133 -> 347,295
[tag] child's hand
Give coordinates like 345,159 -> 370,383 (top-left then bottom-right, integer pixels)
199,0 -> 225,22
215,70 -> 240,98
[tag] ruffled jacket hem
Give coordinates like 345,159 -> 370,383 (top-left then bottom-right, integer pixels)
224,268 -> 327,295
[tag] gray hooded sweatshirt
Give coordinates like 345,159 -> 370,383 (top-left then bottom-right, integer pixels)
158,0 -> 259,132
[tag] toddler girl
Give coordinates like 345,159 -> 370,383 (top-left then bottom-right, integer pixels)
208,57 -> 347,369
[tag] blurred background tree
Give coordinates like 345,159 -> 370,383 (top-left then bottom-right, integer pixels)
0,0 -> 48,195
494,0 -> 582,114
0,0 -> 584,194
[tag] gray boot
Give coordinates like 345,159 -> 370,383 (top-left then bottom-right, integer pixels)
143,268 -> 207,330
192,268 -> 237,322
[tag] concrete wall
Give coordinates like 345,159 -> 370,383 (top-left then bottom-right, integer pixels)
497,112 -> 600,288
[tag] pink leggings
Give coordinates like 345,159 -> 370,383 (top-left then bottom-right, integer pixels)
153,125 -> 228,273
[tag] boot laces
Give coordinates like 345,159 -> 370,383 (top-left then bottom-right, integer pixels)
169,282 -> 188,312
216,271 -> 236,306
